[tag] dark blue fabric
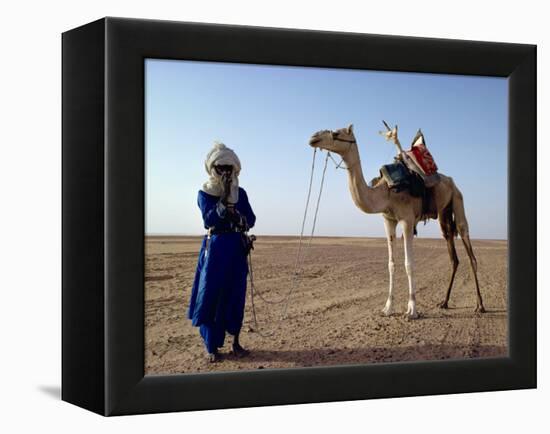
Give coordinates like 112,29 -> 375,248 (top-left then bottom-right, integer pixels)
187,188 -> 256,354
380,162 -> 410,188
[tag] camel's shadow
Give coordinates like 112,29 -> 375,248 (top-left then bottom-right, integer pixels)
424,307 -> 507,320
224,343 -> 507,367
378,308 -> 507,321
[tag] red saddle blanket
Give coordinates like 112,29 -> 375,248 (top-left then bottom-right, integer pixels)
405,130 -> 438,176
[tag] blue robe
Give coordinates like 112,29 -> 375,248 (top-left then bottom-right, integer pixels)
187,188 -> 256,353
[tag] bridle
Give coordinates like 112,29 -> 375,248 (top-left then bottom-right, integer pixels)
327,131 -> 358,170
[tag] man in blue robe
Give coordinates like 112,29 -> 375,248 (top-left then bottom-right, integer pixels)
188,142 -> 256,363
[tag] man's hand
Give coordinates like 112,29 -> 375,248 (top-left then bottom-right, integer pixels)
225,205 -> 246,230
220,173 -> 232,204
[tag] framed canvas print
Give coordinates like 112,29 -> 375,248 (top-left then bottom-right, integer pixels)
62,17 -> 536,416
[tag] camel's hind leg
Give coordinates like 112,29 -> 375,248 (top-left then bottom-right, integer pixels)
459,234 -> 485,313
452,186 -> 486,313
437,205 -> 459,309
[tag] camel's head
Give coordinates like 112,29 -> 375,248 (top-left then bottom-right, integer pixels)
309,124 -> 356,155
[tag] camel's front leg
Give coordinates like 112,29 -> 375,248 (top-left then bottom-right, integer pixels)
403,221 -> 419,319
382,218 -> 397,316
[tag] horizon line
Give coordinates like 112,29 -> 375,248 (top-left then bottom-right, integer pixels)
145,233 -> 508,241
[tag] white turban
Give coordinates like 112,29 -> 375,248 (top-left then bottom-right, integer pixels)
202,141 -> 241,204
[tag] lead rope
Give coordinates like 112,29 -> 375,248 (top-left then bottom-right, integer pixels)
247,148 -> 331,337
252,147 -> 317,306
282,148 -> 330,318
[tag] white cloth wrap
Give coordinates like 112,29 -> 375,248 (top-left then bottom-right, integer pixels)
201,142 -> 241,204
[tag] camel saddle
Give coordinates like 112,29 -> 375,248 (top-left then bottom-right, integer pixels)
404,129 -> 441,188
380,160 -> 427,196
379,160 -> 436,220
378,129 -> 442,219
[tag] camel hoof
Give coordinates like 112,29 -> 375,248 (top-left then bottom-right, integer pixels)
437,301 -> 449,309
475,305 -> 486,314
405,311 -> 419,320
405,300 -> 418,320
382,299 -> 394,316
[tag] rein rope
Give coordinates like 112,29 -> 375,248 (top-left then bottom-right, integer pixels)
247,147 -> 332,337
328,152 -> 348,170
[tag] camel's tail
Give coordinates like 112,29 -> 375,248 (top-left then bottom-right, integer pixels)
450,179 -> 469,239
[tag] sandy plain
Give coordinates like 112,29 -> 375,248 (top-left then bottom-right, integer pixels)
145,235 -> 507,374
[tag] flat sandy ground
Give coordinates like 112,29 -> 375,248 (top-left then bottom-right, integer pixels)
145,235 -> 507,375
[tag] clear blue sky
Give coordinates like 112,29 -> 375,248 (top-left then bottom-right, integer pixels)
145,59 -> 507,239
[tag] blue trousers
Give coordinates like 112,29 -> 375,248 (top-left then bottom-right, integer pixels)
188,233 -> 249,353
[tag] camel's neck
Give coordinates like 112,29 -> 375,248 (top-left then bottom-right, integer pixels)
342,143 -> 388,214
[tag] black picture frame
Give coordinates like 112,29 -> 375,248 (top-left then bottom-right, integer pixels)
62,17 -> 536,416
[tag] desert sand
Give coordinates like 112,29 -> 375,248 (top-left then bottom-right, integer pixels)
145,235 -> 507,375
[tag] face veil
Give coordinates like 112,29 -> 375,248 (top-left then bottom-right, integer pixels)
201,141 -> 241,203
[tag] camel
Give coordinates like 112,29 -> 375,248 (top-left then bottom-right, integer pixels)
308,124 -> 485,319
